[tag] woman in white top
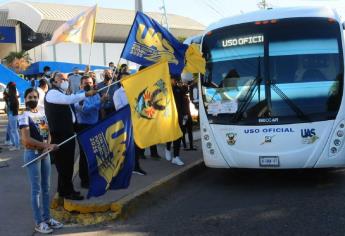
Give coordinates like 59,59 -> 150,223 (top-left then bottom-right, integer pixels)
19,88 -> 63,234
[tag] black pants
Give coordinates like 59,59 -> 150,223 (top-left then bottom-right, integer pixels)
150,145 -> 159,156
134,143 -> 143,170
182,115 -> 193,149
50,133 -> 75,196
136,145 -> 159,157
74,124 -> 90,185
166,138 -> 182,157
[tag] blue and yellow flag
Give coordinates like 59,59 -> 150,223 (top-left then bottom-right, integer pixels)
121,61 -> 182,148
121,11 -> 188,76
49,4 -> 97,45
78,106 -> 135,198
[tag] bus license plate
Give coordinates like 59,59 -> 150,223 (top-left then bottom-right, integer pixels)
259,156 -> 279,167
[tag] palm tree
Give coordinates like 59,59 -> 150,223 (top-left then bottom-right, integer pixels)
4,51 -> 31,73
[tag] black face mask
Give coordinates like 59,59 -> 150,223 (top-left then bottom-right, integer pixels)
26,100 -> 38,109
84,85 -> 92,91
104,75 -> 112,81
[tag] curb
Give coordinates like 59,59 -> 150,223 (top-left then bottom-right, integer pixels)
51,158 -> 205,225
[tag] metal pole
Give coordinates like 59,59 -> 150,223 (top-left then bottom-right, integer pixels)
135,0 -> 143,12
22,134 -> 77,168
162,0 -> 169,30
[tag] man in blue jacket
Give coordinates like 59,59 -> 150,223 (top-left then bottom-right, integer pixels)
74,75 -> 104,188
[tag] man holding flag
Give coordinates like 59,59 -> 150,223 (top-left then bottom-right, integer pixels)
45,73 -> 97,200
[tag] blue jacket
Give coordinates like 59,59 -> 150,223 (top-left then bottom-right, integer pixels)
74,91 -> 101,124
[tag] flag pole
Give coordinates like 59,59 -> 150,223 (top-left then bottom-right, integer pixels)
88,4 -> 98,68
104,11 -> 139,96
22,134 -> 77,168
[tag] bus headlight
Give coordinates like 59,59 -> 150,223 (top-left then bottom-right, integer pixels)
337,130 -> 344,137
209,149 -> 215,155
204,135 -> 209,140
206,142 -> 212,148
329,120 -> 345,157
334,139 -> 341,146
331,147 -> 337,154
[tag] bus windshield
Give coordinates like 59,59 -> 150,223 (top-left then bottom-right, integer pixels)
202,17 -> 343,125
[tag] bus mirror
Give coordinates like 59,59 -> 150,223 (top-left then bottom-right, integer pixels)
342,22 -> 345,30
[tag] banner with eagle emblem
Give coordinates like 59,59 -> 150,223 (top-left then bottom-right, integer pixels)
121,11 -> 188,76
121,61 -> 182,148
78,106 -> 135,198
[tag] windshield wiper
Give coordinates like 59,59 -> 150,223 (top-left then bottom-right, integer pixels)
232,77 -> 262,122
232,57 -> 262,123
270,81 -> 311,122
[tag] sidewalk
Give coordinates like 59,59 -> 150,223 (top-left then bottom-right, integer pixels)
0,113 -> 203,235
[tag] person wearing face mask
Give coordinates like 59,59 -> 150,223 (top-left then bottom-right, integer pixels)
97,69 -> 118,119
19,88 -> 63,234
68,67 -> 82,94
109,61 -> 116,73
74,76 -> 103,188
44,73 -> 97,200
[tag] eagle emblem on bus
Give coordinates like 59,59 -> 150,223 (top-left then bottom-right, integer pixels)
226,132 -> 237,145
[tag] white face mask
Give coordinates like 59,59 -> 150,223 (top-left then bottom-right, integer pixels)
60,81 -> 69,91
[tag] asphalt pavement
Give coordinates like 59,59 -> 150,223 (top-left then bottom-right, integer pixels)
55,168 -> 345,236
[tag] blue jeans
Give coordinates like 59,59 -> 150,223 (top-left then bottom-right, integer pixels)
6,123 -> 10,142
8,113 -> 19,148
24,150 -> 51,225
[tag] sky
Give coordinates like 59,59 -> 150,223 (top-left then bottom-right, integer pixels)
1,0 -> 345,26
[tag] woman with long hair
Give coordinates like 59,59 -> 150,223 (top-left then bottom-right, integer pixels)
5,82 -> 20,151
19,88 -> 63,234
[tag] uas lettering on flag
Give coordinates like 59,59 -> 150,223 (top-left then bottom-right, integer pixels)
78,106 -> 135,198
121,61 -> 182,148
121,11 -> 188,76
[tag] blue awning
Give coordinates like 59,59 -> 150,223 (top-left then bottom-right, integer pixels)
23,61 -> 108,75
0,64 -> 30,102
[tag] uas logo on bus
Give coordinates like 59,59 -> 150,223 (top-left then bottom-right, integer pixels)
301,128 -> 319,144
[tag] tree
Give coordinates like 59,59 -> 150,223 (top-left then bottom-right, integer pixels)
4,51 -> 31,73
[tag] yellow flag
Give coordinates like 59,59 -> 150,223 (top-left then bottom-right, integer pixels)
121,61 -> 182,148
49,5 -> 97,45
183,44 -> 206,74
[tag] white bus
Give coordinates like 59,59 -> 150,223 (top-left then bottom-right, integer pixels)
198,6 -> 345,168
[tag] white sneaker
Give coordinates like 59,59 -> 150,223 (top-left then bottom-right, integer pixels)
165,148 -> 172,161
35,222 -> 53,234
9,146 -> 20,151
172,156 -> 184,166
46,218 -> 63,229
4,140 -> 12,146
